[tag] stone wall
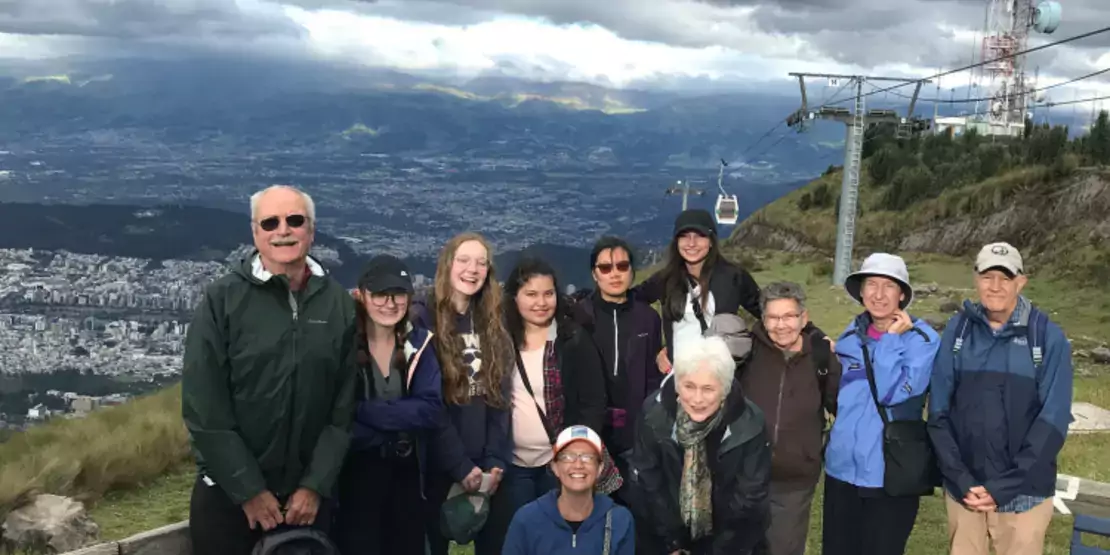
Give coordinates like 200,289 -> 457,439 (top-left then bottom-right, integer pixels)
62,521 -> 190,555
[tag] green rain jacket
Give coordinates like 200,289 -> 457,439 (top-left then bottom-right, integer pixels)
182,252 -> 358,505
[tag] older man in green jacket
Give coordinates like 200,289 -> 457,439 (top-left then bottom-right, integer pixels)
182,185 -> 358,555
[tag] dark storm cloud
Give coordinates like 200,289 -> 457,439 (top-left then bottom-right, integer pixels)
0,0 -> 305,40
420,0 -> 1105,75
0,0 -> 1104,87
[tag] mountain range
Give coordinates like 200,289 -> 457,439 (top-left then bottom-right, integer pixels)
0,57 -> 841,176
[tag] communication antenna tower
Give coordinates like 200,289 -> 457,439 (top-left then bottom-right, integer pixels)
980,0 -> 1062,136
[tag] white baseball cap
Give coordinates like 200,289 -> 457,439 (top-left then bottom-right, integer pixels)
553,425 -> 603,457
975,242 -> 1024,276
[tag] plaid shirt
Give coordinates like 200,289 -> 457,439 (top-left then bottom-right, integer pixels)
540,339 -> 566,434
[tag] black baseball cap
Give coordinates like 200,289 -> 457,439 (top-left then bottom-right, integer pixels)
673,209 -> 717,237
358,255 -> 414,294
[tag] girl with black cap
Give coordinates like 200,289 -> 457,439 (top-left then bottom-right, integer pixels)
333,254 -> 444,555
633,208 -> 766,372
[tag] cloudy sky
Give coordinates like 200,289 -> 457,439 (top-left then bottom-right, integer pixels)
1,0 -> 1108,101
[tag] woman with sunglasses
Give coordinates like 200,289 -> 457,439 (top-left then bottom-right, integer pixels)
334,255 -> 444,555
570,237 -> 663,503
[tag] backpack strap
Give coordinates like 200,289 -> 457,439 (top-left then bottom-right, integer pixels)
602,508 -> 613,555
951,310 -> 971,355
810,332 -> 831,404
1027,305 -> 1049,373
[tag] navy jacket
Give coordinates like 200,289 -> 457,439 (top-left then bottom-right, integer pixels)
411,299 -> 513,481
503,490 -> 635,555
571,293 -> 663,455
927,298 -> 1073,507
350,324 -> 443,451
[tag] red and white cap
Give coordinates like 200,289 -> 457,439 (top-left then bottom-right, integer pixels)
553,425 -> 604,456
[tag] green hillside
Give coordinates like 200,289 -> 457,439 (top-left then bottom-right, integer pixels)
733,114 -> 1110,286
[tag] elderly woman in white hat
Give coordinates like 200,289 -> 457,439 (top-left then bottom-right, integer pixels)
820,253 -> 941,555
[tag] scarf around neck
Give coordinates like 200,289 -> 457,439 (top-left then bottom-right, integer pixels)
675,402 -> 725,540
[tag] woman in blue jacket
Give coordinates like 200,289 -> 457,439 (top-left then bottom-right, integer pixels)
822,253 -> 940,555
334,255 -> 444,555
503,425 -> 634,555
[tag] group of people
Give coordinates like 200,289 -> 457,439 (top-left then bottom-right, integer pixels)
182,184 -> 1073,555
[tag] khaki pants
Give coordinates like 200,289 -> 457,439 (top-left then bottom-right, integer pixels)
945,494 -> 1054,555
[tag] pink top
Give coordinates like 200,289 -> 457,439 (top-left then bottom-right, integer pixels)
866,325 -> 884,341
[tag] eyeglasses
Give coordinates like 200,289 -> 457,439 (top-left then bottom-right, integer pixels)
370,293 -> 409,307
595,261 -> 631,275
453,256 -> 489,268
764,313 -> 801,325
555,452 -> 599,464
257,214 -> 307,232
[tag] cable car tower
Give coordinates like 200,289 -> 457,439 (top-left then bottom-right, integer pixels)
979,0 -> 1062,136
786,73 -> 931,285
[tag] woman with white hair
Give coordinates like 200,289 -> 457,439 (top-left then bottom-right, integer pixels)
631,335 -> 771,555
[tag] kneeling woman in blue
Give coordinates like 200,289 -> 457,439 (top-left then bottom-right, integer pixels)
334,255 -> 444,555
822,253 -> 941,555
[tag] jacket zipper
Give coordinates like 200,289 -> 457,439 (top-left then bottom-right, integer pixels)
572,532 -> 577,548
612,311 -> 619,377
772,365 -> 786,445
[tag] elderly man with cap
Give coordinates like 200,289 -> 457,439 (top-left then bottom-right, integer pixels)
822,253 -> 940,555
182,184 -> 358,555
502,425 -> 635,555
928,242 -> 1072,555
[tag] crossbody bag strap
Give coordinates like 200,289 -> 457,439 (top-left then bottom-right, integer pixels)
859,342 -> 891,427
602,508 -> 613,555
513,345 -> 556,443
687,276 -> 709,333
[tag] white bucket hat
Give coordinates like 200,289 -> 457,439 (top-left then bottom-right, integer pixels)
845,253 -> 914,310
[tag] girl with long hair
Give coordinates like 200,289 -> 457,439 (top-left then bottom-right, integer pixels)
335,255 -> 443,555
485,256 -> 608,547
634,209 -> 764,372
413,232 -> 514,555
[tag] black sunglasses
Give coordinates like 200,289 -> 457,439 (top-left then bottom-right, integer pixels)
258,214 -> 307,232
595,261 -> 631,274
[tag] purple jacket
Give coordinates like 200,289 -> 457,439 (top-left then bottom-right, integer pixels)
571,293 -> 664,455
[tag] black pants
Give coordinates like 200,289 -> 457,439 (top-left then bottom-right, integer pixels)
425,471 -> 502,555
821,474 -> 920,555
334,450 -> 425,555
189,475 -> 334,555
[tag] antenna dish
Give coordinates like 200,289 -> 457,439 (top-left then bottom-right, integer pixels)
1033,1 -> 1062,34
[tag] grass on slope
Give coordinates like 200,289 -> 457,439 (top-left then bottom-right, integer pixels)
742,165 -> 1110,285
5,253 -> 1109,555
0,384 -> 189,523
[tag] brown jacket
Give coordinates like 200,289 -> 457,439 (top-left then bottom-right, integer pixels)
738,323 -> 842,489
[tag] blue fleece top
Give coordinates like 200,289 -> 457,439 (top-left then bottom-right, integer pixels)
825,312 -> 940,488
927,297 -> 1073,508
503,490 -> 635,555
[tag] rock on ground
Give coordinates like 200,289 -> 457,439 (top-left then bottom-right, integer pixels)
2,494 -> 99,553
1092,346 -> 1110,365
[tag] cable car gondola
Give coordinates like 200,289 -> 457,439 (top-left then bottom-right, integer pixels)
714,159 -> 739,226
